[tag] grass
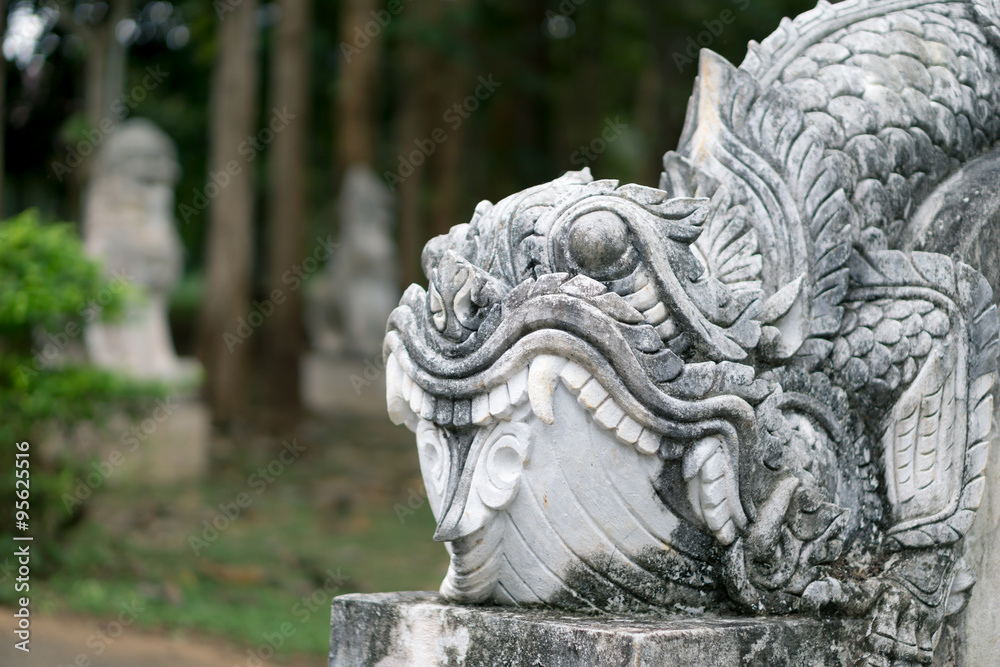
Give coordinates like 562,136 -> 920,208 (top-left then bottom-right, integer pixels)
1,413 -> 449,660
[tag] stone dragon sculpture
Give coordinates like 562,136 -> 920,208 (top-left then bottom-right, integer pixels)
383,0 -> 1000,663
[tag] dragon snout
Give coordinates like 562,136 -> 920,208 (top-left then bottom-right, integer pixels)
427,251 -> 504,341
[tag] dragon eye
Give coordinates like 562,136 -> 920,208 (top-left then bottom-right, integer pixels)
567,210 -> 632,279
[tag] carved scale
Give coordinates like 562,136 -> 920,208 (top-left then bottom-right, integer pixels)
383,0 -> 1000,663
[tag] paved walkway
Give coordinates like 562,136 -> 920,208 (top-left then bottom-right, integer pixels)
0,608 -> 320,667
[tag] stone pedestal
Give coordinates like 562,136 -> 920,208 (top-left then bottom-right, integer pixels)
329,592 -> 901,667
43,395 -> 210,486
110,398 -> 211,485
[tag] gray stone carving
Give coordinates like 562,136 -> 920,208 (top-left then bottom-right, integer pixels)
382,1 -> 1000,664
83,118 -> 197,384
306,165 -> 398,358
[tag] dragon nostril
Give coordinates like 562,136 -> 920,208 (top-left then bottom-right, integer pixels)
429,282 -> 447,332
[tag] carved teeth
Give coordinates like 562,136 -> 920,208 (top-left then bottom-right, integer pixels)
401,371 -> 414,402
636,429 -> 660,455
528,355 -> 566,424
642,302 -> 668,325
386,353 -> 409,426
507,367 -> 528,405
385,352 -> 420,432
615,416 -> 643,444
488,382 -> 513,419
655,318 -> 677,339
702,497 -> 730,533
699,476 -> 727,508
420,392 -> 436,420
683,439 -> 741,545
559,360 -> 592,390
388,350 -> 668,460
624,283 -> 658,311
552,359 -> 664,456
701,450 -> 725,482
577,377 -> 610,410
682,439 -> 719,480
716,520 -> 736,545
594,399 -> 625,430
409,382 -> 426,416
472,393 -> 492,425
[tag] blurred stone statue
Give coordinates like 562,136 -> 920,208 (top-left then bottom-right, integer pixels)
83,118 -> 197,384
307,164 -> 398,358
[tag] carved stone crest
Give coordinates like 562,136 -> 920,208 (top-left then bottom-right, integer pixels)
384,1 -> 1000,663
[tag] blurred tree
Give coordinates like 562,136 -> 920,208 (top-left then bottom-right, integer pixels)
91,0 -> 130,129
51,0 -> 132,211
263,0 -> 311,413
197,0 -> 260,424
390,53 -> 425,289
387,0 -> 429,289
338,0 -> 379,168
427,0 -> 473,241
387,0 -> 479,286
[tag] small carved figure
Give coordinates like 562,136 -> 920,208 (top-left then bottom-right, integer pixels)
384,1 -> 1000,663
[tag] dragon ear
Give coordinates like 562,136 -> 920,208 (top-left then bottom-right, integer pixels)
758,275 -> 810,359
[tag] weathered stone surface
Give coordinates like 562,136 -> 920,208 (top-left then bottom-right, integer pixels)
902,146 -> 1000,666
330,592 -> 877,667
373,1 -> 1000,665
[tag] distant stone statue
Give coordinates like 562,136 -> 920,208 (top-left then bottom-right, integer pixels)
378,1 -> 1000,664
83,118 -> 195,383
307,164 -> 398,358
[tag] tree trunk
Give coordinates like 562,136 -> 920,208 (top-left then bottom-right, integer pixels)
198,0 -> 260,424
338,0 -> 379,168
428,0 -> 472,239
69,0 -> 129,220
81,0 -> 131,132
263,0 -> 312,413
83,20 -> 108,134
102,0 -> 130,126
389,0 -> 441,289
393,76 -> 425,289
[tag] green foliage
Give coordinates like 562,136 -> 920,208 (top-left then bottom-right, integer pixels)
0,210 -> 127,334
0,210 -> 165,572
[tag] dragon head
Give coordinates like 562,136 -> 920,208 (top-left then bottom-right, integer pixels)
384,168 -> 847,610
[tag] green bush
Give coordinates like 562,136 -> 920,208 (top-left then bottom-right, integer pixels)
0,210 -> 165,573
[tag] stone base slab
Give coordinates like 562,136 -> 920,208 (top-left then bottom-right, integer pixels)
41,397 -> 210,485
329,592 -> 875,666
